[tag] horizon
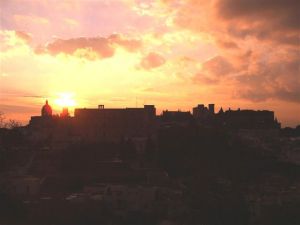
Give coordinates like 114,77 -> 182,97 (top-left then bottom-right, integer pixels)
2,99 -> 298,128
1,0 -> 299,127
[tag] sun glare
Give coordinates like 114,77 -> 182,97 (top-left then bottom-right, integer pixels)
55,92 -> 76,108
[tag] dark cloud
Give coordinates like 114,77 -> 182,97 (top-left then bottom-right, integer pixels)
163,0 -> 300,104
239,87 -> 300,103
216,0 -> 300,45
167,0 -> 299,46
35,34 -> 142,60
218,0 -> 300,103
275,88 -> 300,103
217,0 -> 300,30
235,55 -> 300,103
140,52 -> 166,70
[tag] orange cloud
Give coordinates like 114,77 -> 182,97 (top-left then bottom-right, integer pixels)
216,40 -> 239,49
140,52 -> 166,69
202,56 -> 234,76
15,31 -> 32,43
35,34 -> 142,60
160,0 -> 300,104
108,34 -> 142,52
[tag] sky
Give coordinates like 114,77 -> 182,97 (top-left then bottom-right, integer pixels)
0,0 -> 299,127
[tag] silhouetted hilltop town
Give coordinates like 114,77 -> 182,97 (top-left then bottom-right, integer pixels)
28,101 -> 280,143
0,101 -> 299,225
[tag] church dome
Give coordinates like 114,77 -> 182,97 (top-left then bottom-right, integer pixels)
41,100 -> 52,117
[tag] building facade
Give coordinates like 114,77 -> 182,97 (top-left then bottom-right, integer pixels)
74,105 -> 156,141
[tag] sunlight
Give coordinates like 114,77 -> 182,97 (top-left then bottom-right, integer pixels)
54,92 -> 76,108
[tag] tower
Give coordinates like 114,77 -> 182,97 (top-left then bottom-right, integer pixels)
60,107 -> 69,117
41,100 -> 52,117
208,104 -> 215,114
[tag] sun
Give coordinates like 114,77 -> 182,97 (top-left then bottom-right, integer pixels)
54,92 -> 76,108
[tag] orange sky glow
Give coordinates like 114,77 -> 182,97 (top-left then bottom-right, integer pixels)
0,0 -> 299,127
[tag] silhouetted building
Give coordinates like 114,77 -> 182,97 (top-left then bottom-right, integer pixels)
29,100 -> 281,144
29,101 -> 75,142
193,103 -> 280,129
74,105 -> 156,141
193,104 -> 215,123
220,109 -> 280,129
208,104 -> 215,114
41,100 -> 52,117
160,110 -> 193,125
30,100 -> 55,129
60,107 -> 69,117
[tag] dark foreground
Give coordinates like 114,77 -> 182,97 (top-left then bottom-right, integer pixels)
0,125 -> 299,225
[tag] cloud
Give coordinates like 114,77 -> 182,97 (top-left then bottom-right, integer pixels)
15,31 -> 32,43
108,34 -> 142,52
216,0 -> 300,45
193,73 -> 219,85
192,55 -> 235,85
35,34 -> 142,60
217,40 -> 239,49
275,88 -> 300,103
235,54 -> 300,103
160,0 -> 300,104
217,0 -> 300,30
0,30 -> 31,52
165,0 -> 299,45
202,56 -> 235,76
45,37 -> 114,59
22,95 -> 46,99
140,52 -> 166,69
239,87 -> 300,103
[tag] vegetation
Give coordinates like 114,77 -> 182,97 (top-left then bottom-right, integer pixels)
0,112 -> 22,129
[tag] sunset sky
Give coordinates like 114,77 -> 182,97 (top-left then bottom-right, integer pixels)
0,0 -> 299,127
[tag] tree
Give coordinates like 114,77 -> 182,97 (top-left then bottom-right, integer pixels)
6,119 -> 22,129
0,112 -> 5,128
0,112 -> 22,129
